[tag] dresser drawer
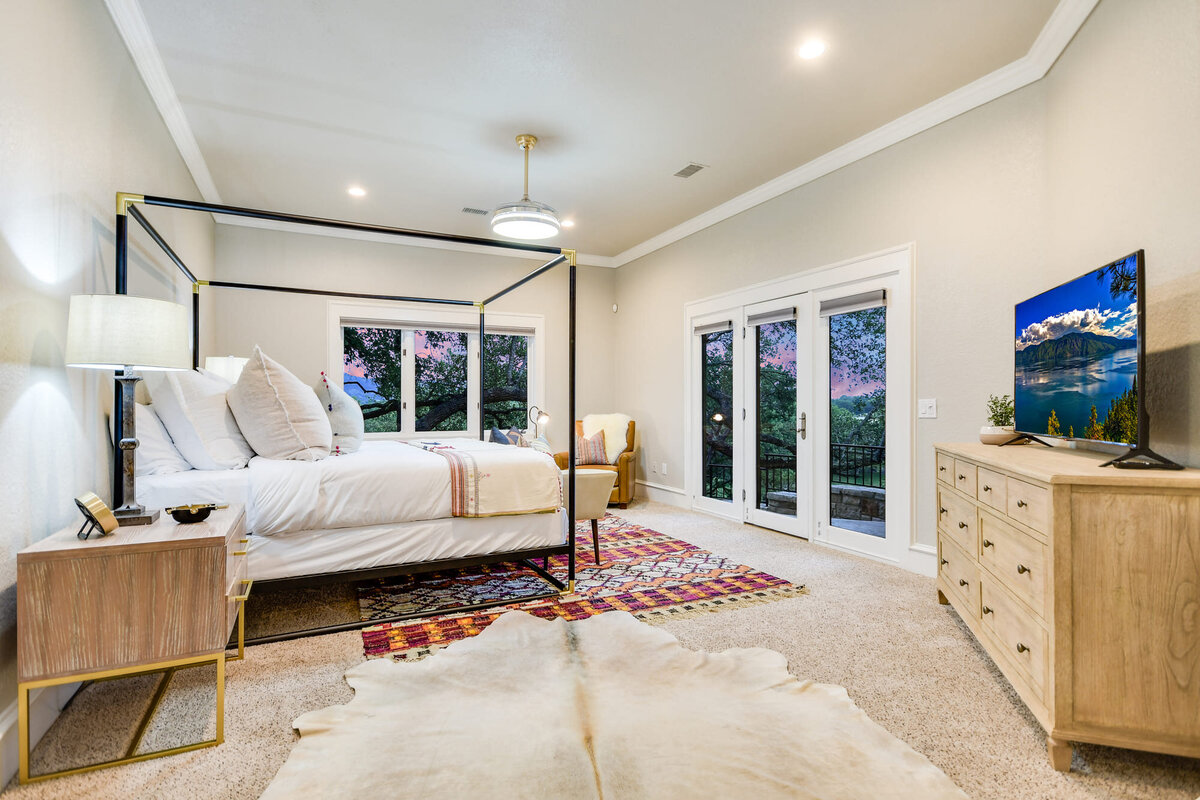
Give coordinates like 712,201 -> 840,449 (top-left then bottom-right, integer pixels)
936,452 -> 955,485
937,486 -> 977,555
1006,477 -> 1049,531
954,459 -> 978,496
977,467 -> 1008,513
226,551 -> 250,640
981,576 -> 1048,698
980,511 -> 1047,618
939,535 -> 980,619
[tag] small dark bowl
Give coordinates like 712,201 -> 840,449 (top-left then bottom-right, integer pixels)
169,506 -> 214,524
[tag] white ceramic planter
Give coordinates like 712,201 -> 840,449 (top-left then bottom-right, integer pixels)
979,425 -> 1015,445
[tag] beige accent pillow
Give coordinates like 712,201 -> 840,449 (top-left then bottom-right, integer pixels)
228,347 -> 332,461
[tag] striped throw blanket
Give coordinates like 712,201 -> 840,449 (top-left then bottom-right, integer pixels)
407,439 -> 562,517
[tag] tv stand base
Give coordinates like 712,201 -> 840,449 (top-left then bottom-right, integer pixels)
1100,446 -> 1183,470
1000,433 -> 1053,447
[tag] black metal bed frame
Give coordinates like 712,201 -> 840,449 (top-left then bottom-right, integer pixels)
113,192 -> 578,644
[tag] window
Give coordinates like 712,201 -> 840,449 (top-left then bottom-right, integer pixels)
333,303 -> 542,438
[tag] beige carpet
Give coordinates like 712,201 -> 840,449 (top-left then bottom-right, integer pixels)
6,501 -> 1200,799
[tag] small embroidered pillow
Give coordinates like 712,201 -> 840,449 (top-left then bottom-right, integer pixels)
575,430 -> 608,465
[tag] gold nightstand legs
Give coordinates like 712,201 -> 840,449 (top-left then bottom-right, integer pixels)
18,653 -> 225,784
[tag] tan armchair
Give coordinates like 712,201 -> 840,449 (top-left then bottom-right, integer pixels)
554,419 -> 637,508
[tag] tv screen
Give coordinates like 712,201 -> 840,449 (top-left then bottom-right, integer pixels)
1014,252 -> 1141,446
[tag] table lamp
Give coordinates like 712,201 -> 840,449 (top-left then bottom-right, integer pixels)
528,405 -> 550,438
66,294 -> 190,525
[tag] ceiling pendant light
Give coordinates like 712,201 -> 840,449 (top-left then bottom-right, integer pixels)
491,134 -> 560,240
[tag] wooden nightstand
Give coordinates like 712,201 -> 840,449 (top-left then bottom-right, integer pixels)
16,505 -> 251,783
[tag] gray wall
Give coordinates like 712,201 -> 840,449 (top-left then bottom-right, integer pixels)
614,0 -> 1200,548
0,1 -> 215,705
211,224 -> 617,450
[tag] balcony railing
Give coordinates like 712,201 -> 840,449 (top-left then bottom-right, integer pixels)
701,442 -> 885,503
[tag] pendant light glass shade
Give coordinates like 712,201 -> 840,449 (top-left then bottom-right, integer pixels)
492,134 -> 560,240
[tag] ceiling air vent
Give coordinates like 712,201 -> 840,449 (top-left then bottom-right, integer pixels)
674,163 -> 707,178
461,207 -> 489,216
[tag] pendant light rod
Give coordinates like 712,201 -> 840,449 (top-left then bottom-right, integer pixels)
517,133 -> 537,201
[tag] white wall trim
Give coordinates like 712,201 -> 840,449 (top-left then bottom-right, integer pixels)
107,0 -> 1096,269
0,684 -> 79,786
635,479 -> 689,509
103,0 -> 223,204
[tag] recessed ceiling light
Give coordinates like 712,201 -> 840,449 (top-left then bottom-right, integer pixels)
347,186 -> 367,197
562,220 -> 575,228
796,39 -> 826,60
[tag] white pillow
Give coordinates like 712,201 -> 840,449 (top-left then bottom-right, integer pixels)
582,413 -> 633,465
135,403 -> 192,476
144,370 -> 254,470
314,372 -> 364,455
228,347 -> 332,461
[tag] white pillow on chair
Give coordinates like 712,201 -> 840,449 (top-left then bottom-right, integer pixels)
135,403 -> 192,476
144,369 -> 255,470
582,413 -> 632,465
228,346 -> 332,461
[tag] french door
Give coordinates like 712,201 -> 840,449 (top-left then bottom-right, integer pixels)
693,295 -> 812,538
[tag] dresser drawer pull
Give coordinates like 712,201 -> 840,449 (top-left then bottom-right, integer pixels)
229,578 -> 254,603
940,558 -> 948,566
959,579 -> 969,587
958,521 -> 968,529
939,506 -> 947,515
958,473 -> 966,480
1016,499 -> 1028,508
939,466 -> 947,472
1016,642 -> 1029,654
239,538 -> 249,544
1016,564 -> 1030,574
233,550 -> 248,557
982,539 -> 993,548
982,485 -> 992,492
982,606 -> 993,615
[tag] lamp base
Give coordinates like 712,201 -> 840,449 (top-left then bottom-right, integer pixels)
114,507 -> 159,527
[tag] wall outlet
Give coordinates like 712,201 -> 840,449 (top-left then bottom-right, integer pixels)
918,398 -> 938,419
651,462 -> 658,474
661,462 -> 668,476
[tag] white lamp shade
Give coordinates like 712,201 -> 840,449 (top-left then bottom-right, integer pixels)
204,355 -> 249,383
66,294 -> 190,371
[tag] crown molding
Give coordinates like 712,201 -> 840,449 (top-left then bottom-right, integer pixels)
106,0 -> 1096,272
104,0 -> 222,204
215,216 -> 614,267
609,0 -> 1099,268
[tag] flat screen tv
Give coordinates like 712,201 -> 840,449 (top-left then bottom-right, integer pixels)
1012,249 -> 1180,469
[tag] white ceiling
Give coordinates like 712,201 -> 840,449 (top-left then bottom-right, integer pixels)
129,0 -> 1068,264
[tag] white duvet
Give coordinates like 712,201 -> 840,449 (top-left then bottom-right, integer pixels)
247,439 -> 559,536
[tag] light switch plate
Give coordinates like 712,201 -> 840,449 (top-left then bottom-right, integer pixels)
918,398 -> 938,419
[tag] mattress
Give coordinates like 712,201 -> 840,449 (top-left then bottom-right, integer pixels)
247,509 -> 568,582
139,467 -> 250,511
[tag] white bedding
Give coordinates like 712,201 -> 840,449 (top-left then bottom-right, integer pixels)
139,438 -> 560,536
247,510 -> 567,582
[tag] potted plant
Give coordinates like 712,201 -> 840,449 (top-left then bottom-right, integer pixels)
980,394 -> 1016,445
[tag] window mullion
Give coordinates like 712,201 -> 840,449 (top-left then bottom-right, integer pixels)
467,333 -> 481,438
402,329 -> 416,432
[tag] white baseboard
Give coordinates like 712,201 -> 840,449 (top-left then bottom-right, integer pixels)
0,683 -> 79,785
635,479 -> 689,508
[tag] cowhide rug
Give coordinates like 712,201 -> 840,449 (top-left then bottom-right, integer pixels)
262,611 -> 966,799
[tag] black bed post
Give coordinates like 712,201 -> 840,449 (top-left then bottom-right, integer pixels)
478,304 -> 486,440
111,193 -> 140,508
192,283 -> 201,369
566,250 -> 577,593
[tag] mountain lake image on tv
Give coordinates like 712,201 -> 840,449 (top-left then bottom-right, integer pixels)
1014,254 -> 1139,445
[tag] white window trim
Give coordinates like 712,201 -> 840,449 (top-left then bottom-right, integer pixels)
327,300 -> 545,440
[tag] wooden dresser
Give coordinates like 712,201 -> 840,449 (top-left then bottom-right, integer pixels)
934,442 -> 1200,771
16,505 -> 251,782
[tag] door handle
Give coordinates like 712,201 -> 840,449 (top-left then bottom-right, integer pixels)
798,412 -> 806,440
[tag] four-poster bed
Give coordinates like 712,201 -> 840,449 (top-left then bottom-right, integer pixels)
112,191 -> 580,644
